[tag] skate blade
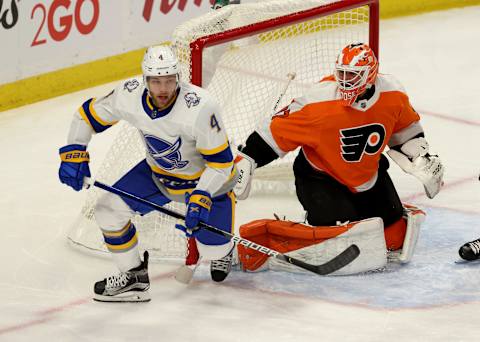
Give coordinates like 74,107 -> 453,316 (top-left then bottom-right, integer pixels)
455,258 -> 480,264
93,291 -> 151,303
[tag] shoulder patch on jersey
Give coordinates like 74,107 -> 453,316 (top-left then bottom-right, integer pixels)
340,123 -> 386,162
123,79 -> 140,93
184,92 -> 201,108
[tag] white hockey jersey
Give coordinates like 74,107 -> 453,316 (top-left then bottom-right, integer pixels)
67,77 -> 237,199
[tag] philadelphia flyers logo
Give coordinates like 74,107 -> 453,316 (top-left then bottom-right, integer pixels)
340,123 -> 386,162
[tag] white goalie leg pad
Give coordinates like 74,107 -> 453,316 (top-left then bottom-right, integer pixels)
268,217 -> 387,275
196,239 -> 234,261
395,206 -> 426,264
94,192 -> 140,272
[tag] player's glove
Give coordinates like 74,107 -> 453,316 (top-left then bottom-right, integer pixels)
387,137 -> 444,199
58,144 -> 91,191
233,150 -> 257,200
175,190 -> 212,238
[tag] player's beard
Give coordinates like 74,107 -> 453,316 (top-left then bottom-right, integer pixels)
152,92 -> 174,108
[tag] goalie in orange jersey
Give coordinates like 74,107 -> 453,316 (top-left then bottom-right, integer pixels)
234,43 -> 444,273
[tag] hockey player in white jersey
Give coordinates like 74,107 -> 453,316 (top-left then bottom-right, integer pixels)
58,45 -> 237,302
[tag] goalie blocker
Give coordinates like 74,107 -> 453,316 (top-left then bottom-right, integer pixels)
237,204 -> 425,275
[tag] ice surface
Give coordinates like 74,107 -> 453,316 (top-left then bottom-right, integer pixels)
1,6 -> 479,342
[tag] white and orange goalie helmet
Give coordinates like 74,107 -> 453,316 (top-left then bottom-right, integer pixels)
334,43 -> 379,106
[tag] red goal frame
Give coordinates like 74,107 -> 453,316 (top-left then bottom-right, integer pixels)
189,0 -> 380,87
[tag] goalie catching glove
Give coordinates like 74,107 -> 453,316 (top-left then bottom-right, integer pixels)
387,137 -> 444,199
233,151 -> 257,200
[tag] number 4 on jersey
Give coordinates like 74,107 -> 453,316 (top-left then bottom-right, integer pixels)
210,114 -> 221,132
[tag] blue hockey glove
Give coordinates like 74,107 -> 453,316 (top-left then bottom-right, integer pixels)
58,144 -> 91,191
175,190 -> 212,238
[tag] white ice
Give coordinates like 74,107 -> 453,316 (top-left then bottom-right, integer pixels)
1,6 -> 480,342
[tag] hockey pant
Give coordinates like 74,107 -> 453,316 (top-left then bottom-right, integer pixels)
94,160 -> 234,271
294,152 -> 404,227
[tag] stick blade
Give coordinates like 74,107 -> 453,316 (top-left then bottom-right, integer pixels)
314,244 -> 360,275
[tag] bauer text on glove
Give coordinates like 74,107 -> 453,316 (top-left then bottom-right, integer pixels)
58,144 -> 91,191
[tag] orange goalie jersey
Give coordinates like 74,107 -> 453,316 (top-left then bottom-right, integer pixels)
257,73 -> 423,192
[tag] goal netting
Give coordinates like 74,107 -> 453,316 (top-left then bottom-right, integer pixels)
67,0 -> 379,262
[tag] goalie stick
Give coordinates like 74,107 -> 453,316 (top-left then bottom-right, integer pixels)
86,178 -> 360,276
271,72 -> 296,115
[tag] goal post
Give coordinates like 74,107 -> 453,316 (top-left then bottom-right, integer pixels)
67,0 -> 380,262
188,0 -> 379,87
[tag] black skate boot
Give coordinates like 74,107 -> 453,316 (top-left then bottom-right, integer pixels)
459,238 -> 480,261
210,246 -> 234,282
94,251 -> 150,302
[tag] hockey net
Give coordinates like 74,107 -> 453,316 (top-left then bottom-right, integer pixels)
67,0 -> 379,261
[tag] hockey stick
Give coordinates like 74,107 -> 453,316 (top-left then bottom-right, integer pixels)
270,72 -> 296,115
86,179 -> 360,276
180,73 -> 298,282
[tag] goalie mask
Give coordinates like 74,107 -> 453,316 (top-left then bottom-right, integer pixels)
334,43 -> 378,106
142,45 -> 180,95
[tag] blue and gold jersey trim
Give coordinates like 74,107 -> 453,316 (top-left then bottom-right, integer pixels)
149,163 -> 204,180
78,98 -> 117,133
142,88 -> 180,119
200,143 -> 234,169
198,141 -> 229,155
155,177 -> 198,195
149,163 -> 203,195
102,222 -> 138,253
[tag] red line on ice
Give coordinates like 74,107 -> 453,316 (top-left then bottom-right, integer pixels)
419,109 -> 480,126
0,272 -> 174,336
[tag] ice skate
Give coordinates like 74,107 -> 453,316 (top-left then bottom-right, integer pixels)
94,251 -> 150,302
459,238 -> 480,261
210,246 -> 234,282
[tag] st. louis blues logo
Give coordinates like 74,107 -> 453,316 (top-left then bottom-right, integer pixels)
144,135 -> 189,170
184,92 -> 200,108
340,123 -> 386,162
